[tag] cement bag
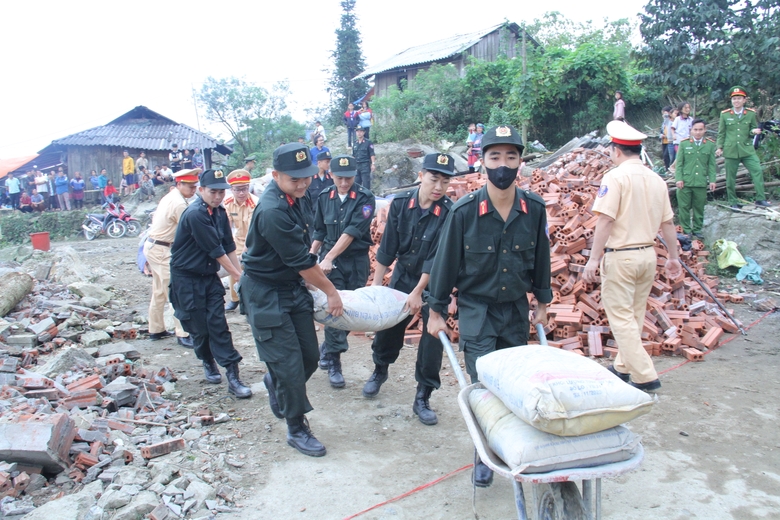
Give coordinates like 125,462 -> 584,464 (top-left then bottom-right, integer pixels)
469,389 -> 640,474
476,346 -> 655,436
310,286 -> 410,331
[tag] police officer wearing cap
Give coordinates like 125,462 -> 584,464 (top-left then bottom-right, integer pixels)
427,125 -> 551,488
583,121 -> 682,393
244,154 -> 257,174
307,151 -> 334,202
224,169 -> 259,311
169,169 -> 252,399
363,153 -> 455,426
353,126 -> 375,189
310,155 -> 376,388
715,86 -> 770,209
240,143 -> 344,457
145,168 -> 201,348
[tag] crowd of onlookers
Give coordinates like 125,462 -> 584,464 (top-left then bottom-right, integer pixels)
1,144 -> 206,213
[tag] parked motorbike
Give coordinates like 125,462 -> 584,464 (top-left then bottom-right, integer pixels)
107,202 -> 141,237
82,204 -> 127,240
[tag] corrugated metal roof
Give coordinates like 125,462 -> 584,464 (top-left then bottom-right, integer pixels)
355,24 -> 509,79
40,106 -> 232,155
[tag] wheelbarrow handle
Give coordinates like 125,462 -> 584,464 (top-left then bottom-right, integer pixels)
438,331 -> 469,390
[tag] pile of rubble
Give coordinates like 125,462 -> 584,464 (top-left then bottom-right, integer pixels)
370,146 -> 742,360
0,272 -> 242,519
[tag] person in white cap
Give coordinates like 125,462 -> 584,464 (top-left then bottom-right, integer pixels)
583,121 -> 682,392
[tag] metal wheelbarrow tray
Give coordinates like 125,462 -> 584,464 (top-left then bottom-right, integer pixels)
439,328 -> 644,520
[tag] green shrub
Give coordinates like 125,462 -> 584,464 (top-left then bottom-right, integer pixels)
0,210 -> 87,245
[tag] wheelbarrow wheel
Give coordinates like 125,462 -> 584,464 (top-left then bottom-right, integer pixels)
532,482 -> 587,520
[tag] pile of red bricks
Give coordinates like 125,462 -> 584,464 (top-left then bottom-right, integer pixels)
369,146 -> 740,359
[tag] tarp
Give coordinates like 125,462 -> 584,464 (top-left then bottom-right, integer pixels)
0,155 -> 39,179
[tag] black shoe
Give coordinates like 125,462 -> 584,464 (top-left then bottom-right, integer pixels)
631,379 -> 662,392
362,364 -> 389,398
225,300 -> 239,311
473,457 -> 494,488
730,204 -> 743,211
203,359 -> 222,384
755,200 -> 771,207
318,342 -> 330,370
264,372 -> 283,419
607,365 -> 630,383
226,363 -> 252,399
287,416 -> 326,457
412,383 -> 438,425
328,352 -> 345,388
177,336 -> 194,348
149,331 -> 174,341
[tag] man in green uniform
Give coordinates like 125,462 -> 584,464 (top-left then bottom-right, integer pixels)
675,119 -> 717,238
427,125 -> 551,488
716,86 -> 770,209
240,143 -> 343,457
363,153 -> 456,426
311,155 -> 375,388
169,169 -> 252,399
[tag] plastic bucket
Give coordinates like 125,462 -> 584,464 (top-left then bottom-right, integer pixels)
30,232 -> 51,251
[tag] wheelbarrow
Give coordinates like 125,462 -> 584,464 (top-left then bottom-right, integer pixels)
438,325 -> 644,520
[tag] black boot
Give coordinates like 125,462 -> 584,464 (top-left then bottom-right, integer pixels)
318,342 -> 330,370
328,352 -> 345,388
226,363 -> 252,399
286,416 -> 326,457
473,453 -> 494,488
202,358 -> 222,384
264,372 -> 283,419
362,364 -> 389,398
412,383 -> 438,425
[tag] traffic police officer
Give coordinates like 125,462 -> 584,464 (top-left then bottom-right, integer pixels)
307,151 -> 334,202
583,121 -> 682,393
169,169 -> 252,398
427,125 -> 551,487
716,86 -> 770,209
363,153 -> 456,427
311,155 -> 375,388
144,168 -> 200,348
240,143 -> 344,457
224,169 -> 259,311
353,127 -> 375,189
675,119 -> 717,238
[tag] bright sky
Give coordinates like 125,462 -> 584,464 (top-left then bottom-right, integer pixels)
0,0 -> 648,158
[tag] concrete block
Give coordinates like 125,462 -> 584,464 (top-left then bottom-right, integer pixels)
27,318 -> 56,337
81,331 -> 112,348
98,342 -> 140,360
0,413 -> 76,474
6,334 -> 37,346
37,347 -> 96,378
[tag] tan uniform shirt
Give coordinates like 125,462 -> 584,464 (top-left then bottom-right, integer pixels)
224,193 -> 259,253
148,189 -> 190,243
592,158 -> 673,249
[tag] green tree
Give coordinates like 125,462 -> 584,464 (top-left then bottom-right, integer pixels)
327,0 -> 369,123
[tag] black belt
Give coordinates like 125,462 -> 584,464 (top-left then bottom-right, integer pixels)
604,245 -> 652,253
147,238 -> 172,247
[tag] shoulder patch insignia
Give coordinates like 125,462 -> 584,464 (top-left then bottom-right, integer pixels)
597,185 -> 609,198
362,205 -> 373,219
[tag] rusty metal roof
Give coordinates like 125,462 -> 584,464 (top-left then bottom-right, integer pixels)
39,106 -> 232,155
355,23 -> 521,79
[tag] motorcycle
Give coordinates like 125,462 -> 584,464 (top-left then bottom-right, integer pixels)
82,203 -> 127,240
106,202 -> 141,236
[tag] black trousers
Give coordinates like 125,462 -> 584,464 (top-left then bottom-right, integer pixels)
170,273 -> 242,367
241,278 -> 319,419
355,164 -> 371,190
371,304 -> 443,389
322,253 -> 369,355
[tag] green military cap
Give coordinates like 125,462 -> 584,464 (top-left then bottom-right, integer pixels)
481,125 -> 524,156
730,86 -> 748,98
244,154 -> 257,163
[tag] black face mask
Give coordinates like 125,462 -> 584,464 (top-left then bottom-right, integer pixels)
485,166 -> 519,190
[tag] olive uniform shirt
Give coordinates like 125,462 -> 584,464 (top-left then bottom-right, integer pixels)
716,108 -> 759,159
376,188 -> 453,293
224,193 -> 259,254
428,186 -> 553,340
675,138 -> 717,187
312,184 -> 375,258
170,196 -> 237,277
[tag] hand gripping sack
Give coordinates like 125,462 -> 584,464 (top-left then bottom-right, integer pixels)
310,286 -> 410,332
476,345 -> 655,436
469,388 -> 640,473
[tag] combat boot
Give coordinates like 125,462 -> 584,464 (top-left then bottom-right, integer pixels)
362,364 -> 389,398
286,416 -> 326,457
263,372 -> 283,419
202,358 -> 222,384
412,383 -> 437,425
318,342 -> 330,370
328,352 -> 345,388
226,363 -> 252,399
473,452 -> 494,487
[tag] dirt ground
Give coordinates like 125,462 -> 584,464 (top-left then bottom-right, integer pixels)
38,236 -> 780,519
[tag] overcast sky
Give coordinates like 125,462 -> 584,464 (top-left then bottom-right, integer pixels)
0,0 -> 648,158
